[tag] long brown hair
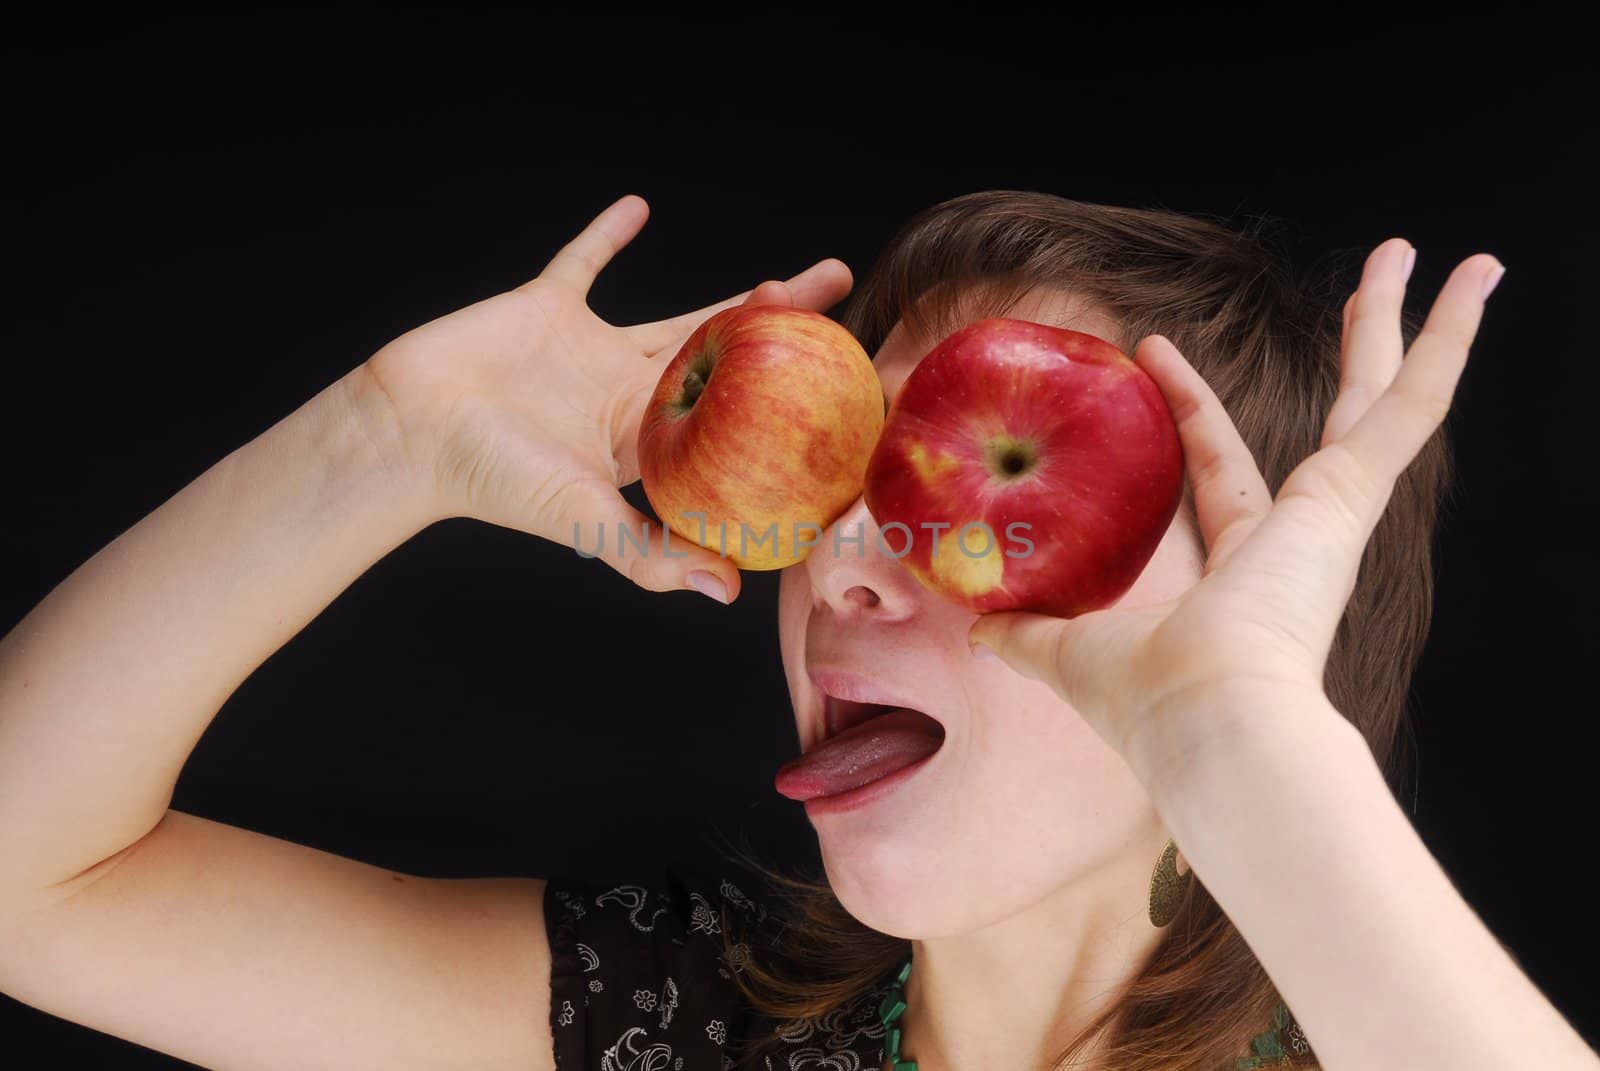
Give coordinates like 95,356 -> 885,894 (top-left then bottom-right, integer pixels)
716,190 -> 1452,1070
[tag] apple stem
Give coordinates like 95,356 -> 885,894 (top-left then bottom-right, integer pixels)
681,369 -> 706,408
678,351 -> 715,412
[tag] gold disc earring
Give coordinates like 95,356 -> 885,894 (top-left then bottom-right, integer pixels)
1148,838 -> 1191,927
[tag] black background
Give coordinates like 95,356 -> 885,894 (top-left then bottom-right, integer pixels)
3,9 -> 1595,1066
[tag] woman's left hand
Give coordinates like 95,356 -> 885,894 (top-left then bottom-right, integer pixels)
968,239 -> 1504,786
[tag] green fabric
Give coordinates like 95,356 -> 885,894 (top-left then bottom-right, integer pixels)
1231,1001 -> 1311,1069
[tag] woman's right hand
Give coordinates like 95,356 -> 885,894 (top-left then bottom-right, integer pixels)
358,194 -> 854,604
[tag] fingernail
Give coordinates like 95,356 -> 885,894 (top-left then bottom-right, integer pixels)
1402,246 -> 1417,283
1482,262 -> 1506,301
686,570 -> 729,604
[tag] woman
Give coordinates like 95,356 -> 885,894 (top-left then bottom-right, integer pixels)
0,190 -> 1588,1071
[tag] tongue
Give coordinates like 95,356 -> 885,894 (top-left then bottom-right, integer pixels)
774,708 -> 944,801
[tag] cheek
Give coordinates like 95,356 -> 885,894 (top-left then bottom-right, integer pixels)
973,675 -> 1100,769
1116,509 -> 1205,609
966,676 -> 1146,829
776,568 -> 808,663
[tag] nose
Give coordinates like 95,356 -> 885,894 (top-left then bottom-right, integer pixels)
803,496 -> 925,620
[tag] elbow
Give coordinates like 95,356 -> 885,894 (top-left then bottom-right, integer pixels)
0,825 -> 155,993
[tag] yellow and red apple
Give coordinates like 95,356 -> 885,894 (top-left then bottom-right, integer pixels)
863,318 -> 1183,618
638,304 -> 884,570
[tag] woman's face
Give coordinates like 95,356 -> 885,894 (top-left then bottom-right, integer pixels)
775,289 -> 1206,938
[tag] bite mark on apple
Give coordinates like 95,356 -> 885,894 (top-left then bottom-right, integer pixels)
906,440 -> 959,482
928,522 -> 1006,598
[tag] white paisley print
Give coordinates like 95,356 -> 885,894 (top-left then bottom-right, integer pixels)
599,1026 -> 673,1071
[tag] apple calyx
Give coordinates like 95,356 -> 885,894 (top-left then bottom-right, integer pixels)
984,435 -> 1038,480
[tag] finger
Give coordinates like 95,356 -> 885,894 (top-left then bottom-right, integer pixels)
1322,238 -> 1414,447
1333,254 -> 1502,500
532,194 -> 650,297
743,279 -> 796,307
776,257 -> 854,311
629,258 -> 854,353
1133,334 -> 1272,574
562,480 -> 743,603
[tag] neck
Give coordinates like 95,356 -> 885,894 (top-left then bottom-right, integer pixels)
895,832 -> 1171,1071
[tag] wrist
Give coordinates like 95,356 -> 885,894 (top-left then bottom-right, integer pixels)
331,363 -> 449,529
1125,679 -> 1364,813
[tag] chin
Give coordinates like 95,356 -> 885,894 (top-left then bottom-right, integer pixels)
818,834 -> 971,939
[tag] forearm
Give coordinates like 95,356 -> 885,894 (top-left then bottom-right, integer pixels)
0,365 -> 432,897
1141,687 -> 1598,1071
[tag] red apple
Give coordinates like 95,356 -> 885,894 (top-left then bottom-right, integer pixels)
638,304 -> 884,570
863,318 -> 1183,618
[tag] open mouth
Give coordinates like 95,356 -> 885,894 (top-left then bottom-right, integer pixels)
774,686 -> 945,805
825,694 -> 904,740
821,691 -> 945,745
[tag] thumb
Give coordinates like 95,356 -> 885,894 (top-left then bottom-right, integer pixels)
565,484 -> 742,604
969,605 -> 1158,733
967,611 -> 1067,687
